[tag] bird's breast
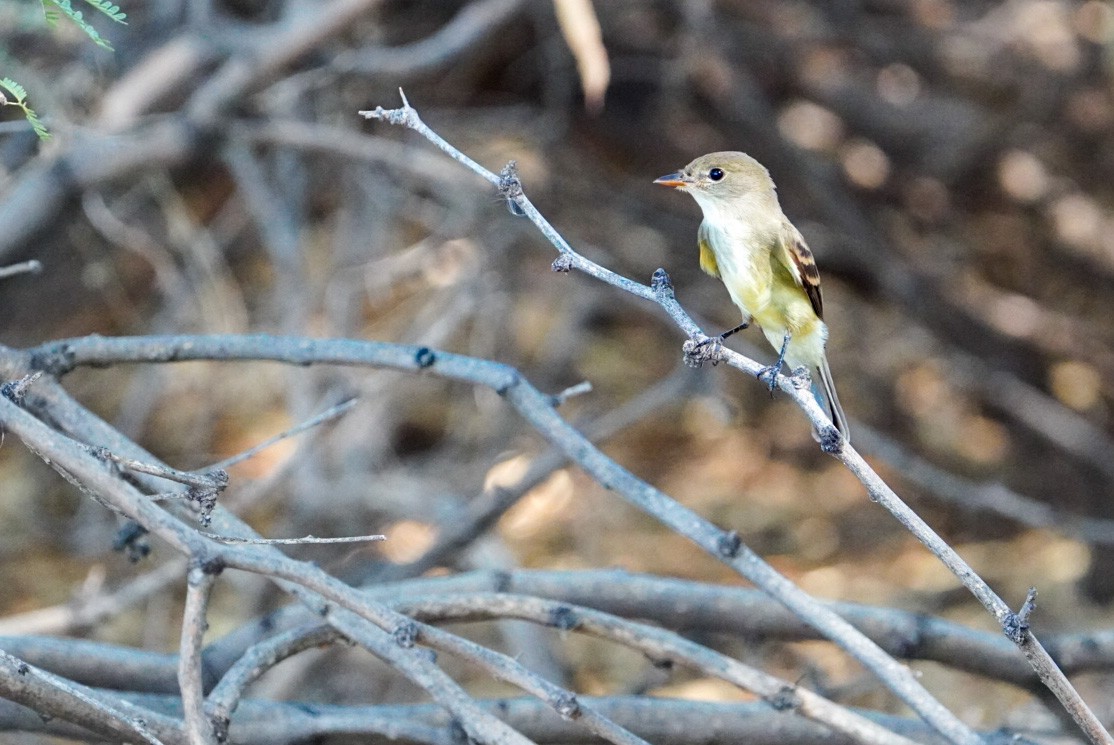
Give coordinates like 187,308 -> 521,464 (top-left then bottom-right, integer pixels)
702,220 -> 776,316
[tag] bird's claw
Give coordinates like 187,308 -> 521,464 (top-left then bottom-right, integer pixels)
759,365 -> 809,393
756,364 -> 781,393
683,335 -> 723,368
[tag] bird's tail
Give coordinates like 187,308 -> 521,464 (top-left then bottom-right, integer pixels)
813,356 -> 850,445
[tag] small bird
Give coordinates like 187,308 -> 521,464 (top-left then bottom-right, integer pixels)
655,152 -> 850,443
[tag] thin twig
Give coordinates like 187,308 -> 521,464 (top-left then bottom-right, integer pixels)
201,532 -> 386,545
551,380 -> 593,406
0,260 -> 42,279
180,566 -> 219,745
205,397 -> 357,472
104,453 -> 227,490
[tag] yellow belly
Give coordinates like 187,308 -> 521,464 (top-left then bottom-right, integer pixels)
725,274 -> 827,369
702,220 -> 828,369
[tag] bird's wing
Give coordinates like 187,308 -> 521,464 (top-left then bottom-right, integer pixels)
774,221 -> 823,320
697,221 -> 721,279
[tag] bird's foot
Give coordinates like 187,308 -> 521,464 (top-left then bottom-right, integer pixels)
756,364 -> 781,393
757,331 -> 793,394
683,335 -> 723,368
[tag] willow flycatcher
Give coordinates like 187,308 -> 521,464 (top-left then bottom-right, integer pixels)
655,152 -> 850,443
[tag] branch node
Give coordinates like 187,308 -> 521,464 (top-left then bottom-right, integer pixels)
189,485 -> 220,527
650,267 -> 673,291
192,555 -> 226,576
550,380 -> 592,407
207,469 -> 231,489
86,444 -> 112,463
498,160 -> 525,217
1,371 -> 43,403
449,718 -> 468,745
548,604 -> 580,631
29,344 -> 76,376
819,426 -> 844,455
112,521 -> 150,562
357,102 -> 415,127
551,255 -> 573,272
414,347 -> 437,369
393,621 -> 419,648
494,370 -> 520,397
683,336 -> 723,368
769,685 -> 800,711
789,366 -> 812,390
1003,587 -> 1038,644
498,160 -> 523,200
716,530 -> 742,558
212,715 -> 231,744
552,691 -> 581,720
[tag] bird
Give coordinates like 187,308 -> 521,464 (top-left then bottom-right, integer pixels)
655,151 -> 850,444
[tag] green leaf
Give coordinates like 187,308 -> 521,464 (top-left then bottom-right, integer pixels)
83,0 -> 127,23
43,0 -> 117,50
0,77 -> 28,104
40,0 -> 60,27
24,105 -> 50,140
0,78 -> 51,140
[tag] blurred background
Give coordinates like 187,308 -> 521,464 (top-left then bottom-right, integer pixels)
1,0 -> 1114,736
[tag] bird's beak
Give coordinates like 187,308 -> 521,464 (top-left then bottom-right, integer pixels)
654,171 -> 687,188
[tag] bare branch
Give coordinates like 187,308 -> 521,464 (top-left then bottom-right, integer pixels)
12,333 -> 980,745
180,566 -> 219,745
0,391 -> 534,745
4,693 -> 1028,745
0,649 -> 172,745
205,623 -> 339,740
399,592 -> 919,745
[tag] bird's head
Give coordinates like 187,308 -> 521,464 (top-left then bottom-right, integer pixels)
654,152 -> 776,210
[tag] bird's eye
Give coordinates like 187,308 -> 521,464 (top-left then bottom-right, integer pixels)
708,168 -> 725,181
